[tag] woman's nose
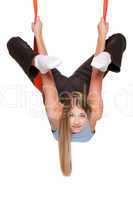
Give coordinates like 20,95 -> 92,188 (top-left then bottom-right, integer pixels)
73,116 -> 80,123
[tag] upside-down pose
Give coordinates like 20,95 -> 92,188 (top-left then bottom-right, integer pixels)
7,16 -> 126,176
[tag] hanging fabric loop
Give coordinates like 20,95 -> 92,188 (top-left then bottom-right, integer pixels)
33,0 -> 43,92
33,0 -> 38,52
103,0 -> 108,21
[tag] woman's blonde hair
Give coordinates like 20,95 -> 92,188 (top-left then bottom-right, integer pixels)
58,91 -> 92,176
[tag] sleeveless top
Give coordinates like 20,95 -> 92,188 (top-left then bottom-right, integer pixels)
51,120 -> 95,142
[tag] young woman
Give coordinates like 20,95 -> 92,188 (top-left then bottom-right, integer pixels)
7,16 -> 126,176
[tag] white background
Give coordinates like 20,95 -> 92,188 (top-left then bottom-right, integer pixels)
0,0 -> 132,199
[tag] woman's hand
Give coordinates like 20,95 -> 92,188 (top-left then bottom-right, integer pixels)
97,17 -> 109,38
31,16 -> 43,37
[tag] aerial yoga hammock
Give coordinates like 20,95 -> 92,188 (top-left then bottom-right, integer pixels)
7,0 -> 126,176
32,0 -> 43,91
103,0 -> 108,21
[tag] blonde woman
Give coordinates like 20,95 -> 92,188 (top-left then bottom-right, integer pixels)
7,16 -> 126,176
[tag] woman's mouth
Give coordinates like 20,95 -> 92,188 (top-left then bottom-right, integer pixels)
72,126 -> 81,129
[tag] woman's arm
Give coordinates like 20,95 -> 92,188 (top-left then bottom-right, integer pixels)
35,34 -> 48,55
95,35 -> 106,55
32,16 -> 48,55
95,17 -> 109,55
87,17 -> 109,131
32,17 -> 63,121
87,68 -> 104,131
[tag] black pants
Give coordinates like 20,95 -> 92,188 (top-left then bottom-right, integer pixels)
7,33 -> 126,101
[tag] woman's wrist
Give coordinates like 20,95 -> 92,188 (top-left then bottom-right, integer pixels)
35,35 -> 48,55
95,35 -> 106,55
35,32 -> 43,40
98,33 -> 106,40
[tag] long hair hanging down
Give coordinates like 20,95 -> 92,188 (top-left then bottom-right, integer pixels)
58,91 -> 92,176
58,92 -> 72,176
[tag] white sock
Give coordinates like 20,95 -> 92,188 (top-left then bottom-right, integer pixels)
91,51 -> 111,72
34,54 -> 63,74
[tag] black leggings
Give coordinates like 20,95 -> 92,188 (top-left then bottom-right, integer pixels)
7,33 -> 126,98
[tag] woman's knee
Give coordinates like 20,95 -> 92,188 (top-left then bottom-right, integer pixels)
7,36 -> 21,47
7,36 -> 22,53
109,33 -> 127,51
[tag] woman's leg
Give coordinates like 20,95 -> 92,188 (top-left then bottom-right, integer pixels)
7,36 -> 39,81
103,33 -> 127,78
7,36 -> 68,95
70,33 -> 127,81
87,32 -> 127,109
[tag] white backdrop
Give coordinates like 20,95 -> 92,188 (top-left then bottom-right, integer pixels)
0,0 -> 132,199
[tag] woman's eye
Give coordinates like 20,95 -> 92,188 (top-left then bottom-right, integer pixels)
69,114 -> 74,117
68,113 -> 86,118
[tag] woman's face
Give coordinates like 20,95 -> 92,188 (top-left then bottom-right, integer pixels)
68,105 -> 88,133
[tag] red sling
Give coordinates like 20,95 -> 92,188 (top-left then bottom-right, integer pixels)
32,0 -> 43,92
103,0 -> 108,22
32,0 -> 109,92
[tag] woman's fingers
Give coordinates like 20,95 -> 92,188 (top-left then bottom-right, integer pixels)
98,16 -> 109,36
36,16 -> 40,22
31,15 -> 43,36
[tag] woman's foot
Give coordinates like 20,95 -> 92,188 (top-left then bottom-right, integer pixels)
33,54 -> 63,74
91,51 -> 111,72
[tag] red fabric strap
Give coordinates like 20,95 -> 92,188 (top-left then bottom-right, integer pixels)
103,0 -> 108,22
32,0 -> 42,92
32,0 -> 109,92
